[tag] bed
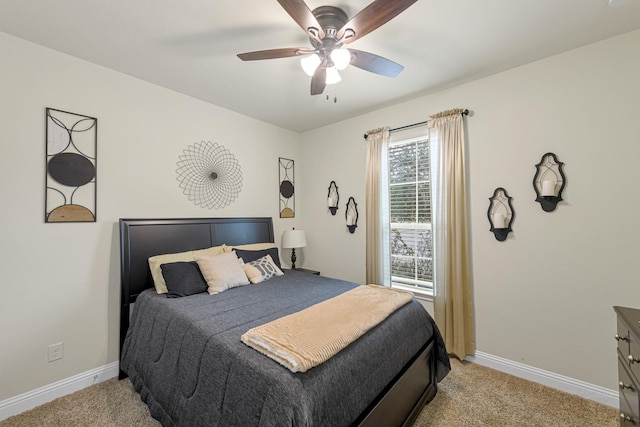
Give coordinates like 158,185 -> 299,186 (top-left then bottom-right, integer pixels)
119,217 -> 450,426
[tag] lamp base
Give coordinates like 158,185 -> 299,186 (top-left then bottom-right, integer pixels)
290,248 -> 297,269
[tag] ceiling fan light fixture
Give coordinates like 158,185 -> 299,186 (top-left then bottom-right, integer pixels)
330,48 -> 351,70
238,0 -> 417,96
301,53 -> 321,76
325,67 -> 341,84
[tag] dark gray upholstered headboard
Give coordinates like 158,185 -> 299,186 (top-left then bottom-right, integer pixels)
118,217 -> 274,376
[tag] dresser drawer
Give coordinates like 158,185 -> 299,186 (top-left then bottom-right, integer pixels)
619,359 -> 640,425
618,316 -> 631,355
631,338 -> 640,385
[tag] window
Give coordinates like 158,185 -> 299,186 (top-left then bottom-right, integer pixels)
388,137 -> 433,296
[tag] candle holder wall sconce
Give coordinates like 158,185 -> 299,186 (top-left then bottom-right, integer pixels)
488,187 -> 514,241
533,152 -> 566,212
345,197 -> 358,234
327,181 -> 339,215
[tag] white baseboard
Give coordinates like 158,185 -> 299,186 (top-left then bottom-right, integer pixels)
0,354 -> 620,421
0,362 -> 120,422
467,351 -> 619,408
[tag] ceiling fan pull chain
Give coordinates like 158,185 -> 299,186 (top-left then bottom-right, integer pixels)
326,90 -> 338,104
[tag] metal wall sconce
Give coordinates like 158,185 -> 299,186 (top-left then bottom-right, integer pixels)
327,180 -> 339,215
345,196 -> 358,234
488,187 -> 514,241
533,152 -> 566,212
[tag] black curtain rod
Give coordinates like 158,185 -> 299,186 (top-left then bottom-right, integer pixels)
363,109 -> 469,140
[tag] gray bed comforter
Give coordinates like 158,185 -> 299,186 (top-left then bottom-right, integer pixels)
121,270 -> 450,427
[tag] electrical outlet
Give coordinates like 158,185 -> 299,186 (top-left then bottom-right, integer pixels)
48,342 -> 63,362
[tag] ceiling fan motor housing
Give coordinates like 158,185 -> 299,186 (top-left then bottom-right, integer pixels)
311,6 -> 348,46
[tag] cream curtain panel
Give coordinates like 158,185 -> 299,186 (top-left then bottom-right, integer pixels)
365,127 -> 390,287
428,109 -> 474,359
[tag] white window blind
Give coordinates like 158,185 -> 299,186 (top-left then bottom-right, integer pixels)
388,137 -> 433,295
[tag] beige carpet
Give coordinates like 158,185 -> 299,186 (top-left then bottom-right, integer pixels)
414,359 -> 618,427
1,359 -> 618,426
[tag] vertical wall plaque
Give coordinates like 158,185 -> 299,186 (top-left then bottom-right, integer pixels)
279,157 -> 295,218
45,108 -> 97,223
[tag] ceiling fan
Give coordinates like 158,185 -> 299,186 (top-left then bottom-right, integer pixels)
237,0 -> 418,95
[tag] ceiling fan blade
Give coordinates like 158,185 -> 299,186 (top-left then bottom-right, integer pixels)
310,67 -> 326,95
349,49 -> 404,77
337,0 -> 418,44
237,47 -> 312,61
277,0 -> 325,40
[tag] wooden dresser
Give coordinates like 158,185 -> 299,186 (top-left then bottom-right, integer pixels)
614,306 -> 640,425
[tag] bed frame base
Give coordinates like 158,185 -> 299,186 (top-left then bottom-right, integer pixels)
355,339 -> 437,426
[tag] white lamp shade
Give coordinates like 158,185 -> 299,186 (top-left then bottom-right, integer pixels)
325,67 -> 341,84
281,229 -> 307,249
300,54 -> 321,76
330,48 -> 351,70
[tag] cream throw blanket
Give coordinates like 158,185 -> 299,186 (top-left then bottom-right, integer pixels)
241,285 -> 413,373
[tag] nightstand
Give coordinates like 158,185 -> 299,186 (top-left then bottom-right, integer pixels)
293,268 -> 320,275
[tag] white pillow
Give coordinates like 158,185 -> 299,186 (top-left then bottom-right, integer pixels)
196,252 -> 249,295
148,245 -> 225,294
242,254 -> 284,284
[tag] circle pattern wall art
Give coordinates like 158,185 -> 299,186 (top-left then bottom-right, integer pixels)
176,141 -> 243,209
279,157 -> 295,218
45,108 -> 97,223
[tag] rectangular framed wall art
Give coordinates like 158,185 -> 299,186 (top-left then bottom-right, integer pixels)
45,108 -> 98,223
278,157 -> 295,218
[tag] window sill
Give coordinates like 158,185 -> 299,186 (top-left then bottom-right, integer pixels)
392,283 -> 433,300
413,293 -> 434,303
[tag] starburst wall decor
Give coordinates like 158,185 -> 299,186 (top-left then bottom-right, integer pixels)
176,141 -> 243,209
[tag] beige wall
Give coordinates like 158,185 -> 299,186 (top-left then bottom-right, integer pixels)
299,29 -> 640,390
0,32 -> 301,401
2,26 -> 639,404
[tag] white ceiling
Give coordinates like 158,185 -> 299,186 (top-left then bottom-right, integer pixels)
1,0 -> 640,132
